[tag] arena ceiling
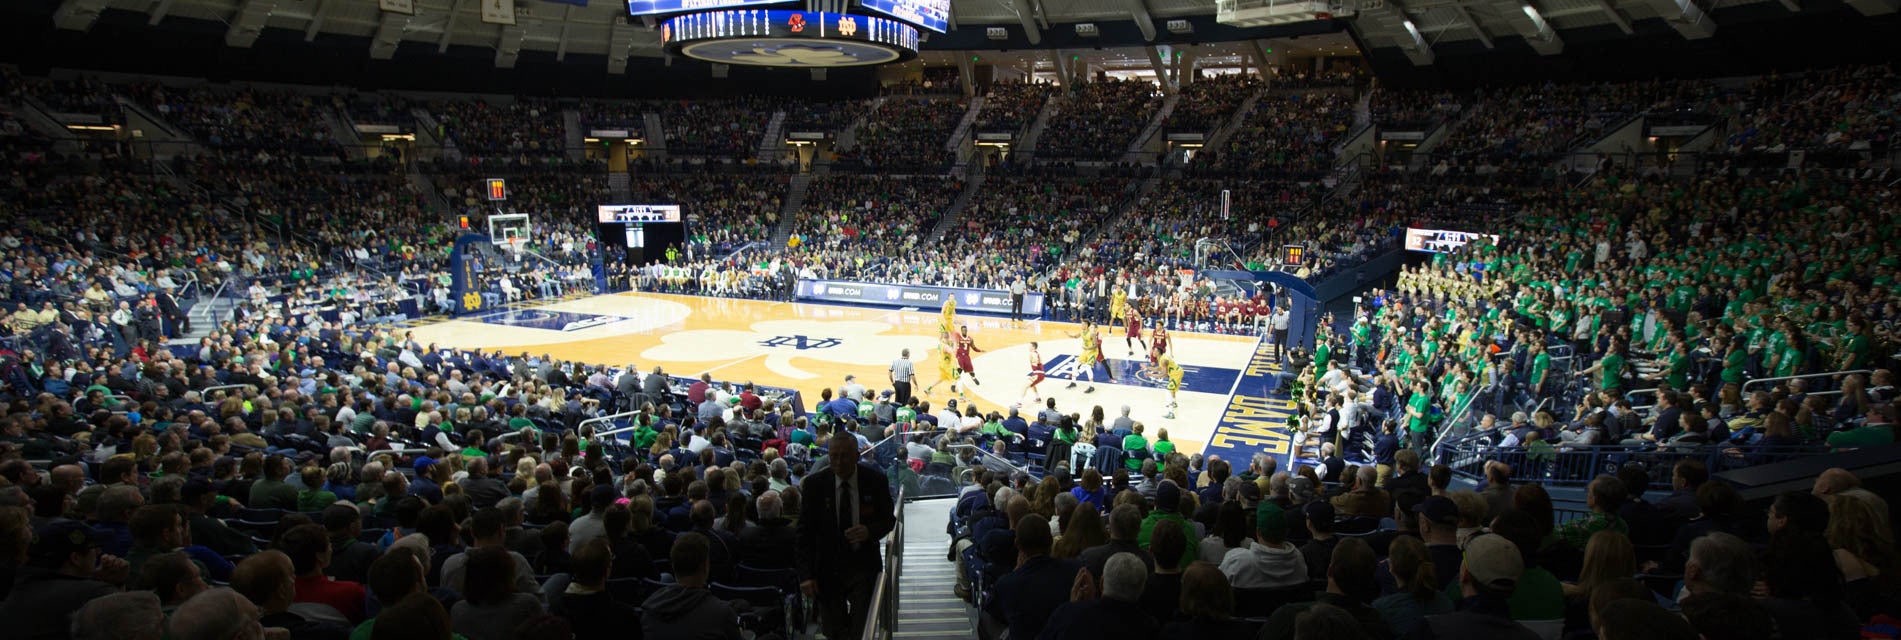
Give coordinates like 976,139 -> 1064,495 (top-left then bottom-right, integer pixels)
39,0 -> 1901,71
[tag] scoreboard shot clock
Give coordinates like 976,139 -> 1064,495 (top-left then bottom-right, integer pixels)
597,204 -> 688,265
485,178 -> 507,201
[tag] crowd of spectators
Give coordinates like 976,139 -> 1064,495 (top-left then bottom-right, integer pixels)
653,98 -> 775,158
1166,74 -> 1260,136
1370,89 -> 1463,132
837,98 -> 967,172
23,76 -> 124,124
625,174 -> 787,255
1039,79 -> 1162,160
428,99 -> 567,159
791,175 -> 961,258
127,84 -> 343,157
781,99 -> 863,135
1722,65 -> 1897,156
974,80 -> 1053,135
1436,81 -> 1682,161
936,176 -> 1138,290
338,95 -> 417,132
437,166 -> 612,223
1194,90 -> 1353,180
574,100 -> 647,139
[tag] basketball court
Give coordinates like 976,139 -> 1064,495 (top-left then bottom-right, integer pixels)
402,291 -> 1300,465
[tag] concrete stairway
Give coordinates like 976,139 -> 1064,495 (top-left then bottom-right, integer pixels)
923,164 -> 987,243
770,173 -> 815,246
563,108 -> 585,161
889,498 -> 971,640
1013,96 -> 1060,165
756,110 -> 787,164
644,112 -> 668,161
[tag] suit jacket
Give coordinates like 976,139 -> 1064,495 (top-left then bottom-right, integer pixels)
985,556 -> 1085,640
795,463 -> 896,585
1035,597 -> 1159,640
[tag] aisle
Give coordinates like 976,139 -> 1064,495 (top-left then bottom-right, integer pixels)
891,497 -> 971,640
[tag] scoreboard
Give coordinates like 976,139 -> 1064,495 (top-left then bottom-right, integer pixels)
598,204 -> 683,224
596,204 -> 687,265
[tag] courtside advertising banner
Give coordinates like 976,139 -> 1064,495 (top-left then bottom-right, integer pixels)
796,280 -> 1044,316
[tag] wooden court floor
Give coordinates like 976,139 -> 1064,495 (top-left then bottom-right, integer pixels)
404,291 -> 1262,456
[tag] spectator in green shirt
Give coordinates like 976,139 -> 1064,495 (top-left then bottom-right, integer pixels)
1122,424 -> 1150,472
296,466 -> 338,512
1553,475 -> 1629,551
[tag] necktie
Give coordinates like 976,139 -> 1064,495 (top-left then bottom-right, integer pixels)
839,478 -> 854,534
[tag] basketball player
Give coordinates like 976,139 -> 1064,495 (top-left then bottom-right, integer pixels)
1149,323 -> 1170,367
1124,305 -> 1149,357
1162,353 -> 1184,419
922,328 -> 961,398
1023,342 -> 1046,403
1109,285 -> 1128,325
955,325 -> 984,387
1064,320 -> 1115,393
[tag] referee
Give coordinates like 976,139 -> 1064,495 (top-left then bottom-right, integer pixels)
1009,277 -> 1027,323
890,349 -> 916,405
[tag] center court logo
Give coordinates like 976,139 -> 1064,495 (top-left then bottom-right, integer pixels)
642,319 -> 935,380
758,335 -> 843,350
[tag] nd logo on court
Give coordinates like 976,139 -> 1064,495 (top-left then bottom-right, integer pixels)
758,335 -> 843,350
641,319 -> 935,380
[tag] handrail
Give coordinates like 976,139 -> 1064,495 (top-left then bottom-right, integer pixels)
1741,369 -> 1871,395
198,384 -> 259,397
581,411 -> 647,438
861,486 -> 904,640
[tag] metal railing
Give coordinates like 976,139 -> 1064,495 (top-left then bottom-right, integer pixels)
578,410 -> 646,439
1441,434 -> 1835,487
198,383 -> 258,397
861,486 -> 905,640
1741,369 -> 1870,395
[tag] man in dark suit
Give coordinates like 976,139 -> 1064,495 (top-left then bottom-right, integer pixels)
156,288 -> 187,335
982,514 -> 1082,640
642,366 -> 672,409
616,366 -> 642,411
797,432 -> 897,640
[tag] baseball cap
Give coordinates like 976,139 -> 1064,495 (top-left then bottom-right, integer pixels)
1236,481 -> 1262,502
181,479 -> 217,502
1255,502 -> 1288,539
1287,477 -> 1318,503
589,484 -> 620,508
1462,534 -> 1525,592
1155,480 -> 1181,513
413,456 -> 438,473
1413,495 -> 1459,526
31,520 -> 107,561
1303,500 -> 1336,525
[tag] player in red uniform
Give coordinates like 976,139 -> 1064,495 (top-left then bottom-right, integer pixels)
1023,342 -> 1046,402
1124,305 -> 1148,357
955,325 -> 983,386
1149,324 -> 1169,365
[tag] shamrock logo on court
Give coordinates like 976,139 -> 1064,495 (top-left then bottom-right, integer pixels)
641,319 -> 938,380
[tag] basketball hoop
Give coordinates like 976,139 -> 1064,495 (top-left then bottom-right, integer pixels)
505,238 -> 528,256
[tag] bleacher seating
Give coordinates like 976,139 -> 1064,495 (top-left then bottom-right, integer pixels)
0,62 -> 1896,640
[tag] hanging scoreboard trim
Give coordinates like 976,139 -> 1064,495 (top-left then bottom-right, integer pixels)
378,0 -> 416,14
485,179 -> 507,201
1282,244 -> 1306,266
659,10 -> 920,67
481,0 -> 517,25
